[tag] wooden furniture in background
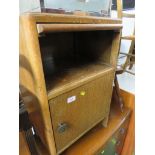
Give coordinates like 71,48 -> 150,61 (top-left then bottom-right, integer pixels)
120,89 -> 135,155
116,0 -> 135,75
20,13 -> 122,154
114,0 -> 135,111
114,0 -> 135,145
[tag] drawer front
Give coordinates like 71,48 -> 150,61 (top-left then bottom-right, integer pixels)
97,118 -> 130,155
115,118 -> 130,154
49,73 -> 114,152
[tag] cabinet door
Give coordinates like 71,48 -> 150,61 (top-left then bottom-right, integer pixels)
49,73 -> 114,152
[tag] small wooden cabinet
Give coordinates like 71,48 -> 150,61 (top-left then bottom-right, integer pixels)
20,13 -> 122,154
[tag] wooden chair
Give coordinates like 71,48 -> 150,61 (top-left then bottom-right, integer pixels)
113,0 -> 135,111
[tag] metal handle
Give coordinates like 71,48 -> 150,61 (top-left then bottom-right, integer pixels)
57,123 -> 68,133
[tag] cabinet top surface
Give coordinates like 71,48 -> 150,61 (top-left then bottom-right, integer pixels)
20,13 -> 122,24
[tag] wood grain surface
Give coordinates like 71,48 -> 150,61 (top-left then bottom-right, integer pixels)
20,15 -> 57,155
50,71 -> 114,153
46,64 -> 113,99
37,24 -> 122,34
120,89 -> 135,155
19,132 -> 30,155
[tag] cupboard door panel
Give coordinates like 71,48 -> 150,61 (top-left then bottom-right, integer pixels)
49,71 -> 114,152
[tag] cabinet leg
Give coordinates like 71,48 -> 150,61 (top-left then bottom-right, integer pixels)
102,116 -> 109,128
114,74 -> 124,112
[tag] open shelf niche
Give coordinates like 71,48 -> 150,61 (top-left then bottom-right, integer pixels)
39,29 -> 115,99
20,13 -> 122,154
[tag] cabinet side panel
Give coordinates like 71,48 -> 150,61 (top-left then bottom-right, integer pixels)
19,15 -> 56,155
110,31 -> 121,67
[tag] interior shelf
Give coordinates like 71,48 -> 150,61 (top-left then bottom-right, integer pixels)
46,63 -> 114,100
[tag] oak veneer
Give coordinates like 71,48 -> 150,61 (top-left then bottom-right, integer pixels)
20,13 -> 122,154
46,64 -> 113,99
50,71 -> 114,152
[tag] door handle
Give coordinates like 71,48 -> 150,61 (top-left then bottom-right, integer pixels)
57,123 -> 68,133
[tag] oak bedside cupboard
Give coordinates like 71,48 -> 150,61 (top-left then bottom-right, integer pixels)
20,13 -> 122,154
